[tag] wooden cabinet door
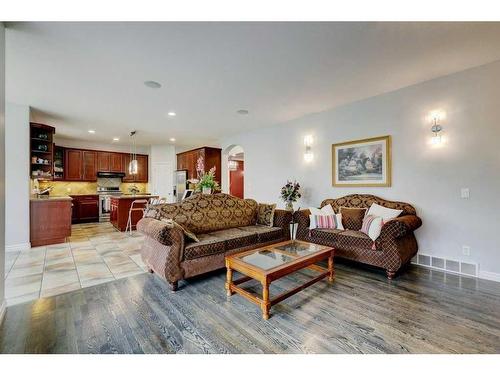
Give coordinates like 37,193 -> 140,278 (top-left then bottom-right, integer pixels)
110,153 -> 123,172
122,153 -> 135,182
136,155 -> 148,182
97,151 -> 110,172
65,149 -> 83,180
82,151 -> 97,181
78,197 -> 99,221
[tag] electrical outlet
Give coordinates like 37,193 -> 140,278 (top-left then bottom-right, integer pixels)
462,245 -> 471,256
461,188 -> 470,199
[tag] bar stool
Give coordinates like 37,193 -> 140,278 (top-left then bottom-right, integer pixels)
126,199 -> 148,236
143,197 -> 168,217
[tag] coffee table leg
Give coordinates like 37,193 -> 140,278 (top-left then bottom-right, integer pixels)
225,266 -> 233,297
261,281 -> 270,320
328,253 -> 335,283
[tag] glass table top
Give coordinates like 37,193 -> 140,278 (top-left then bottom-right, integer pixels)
235,241 -> 329,270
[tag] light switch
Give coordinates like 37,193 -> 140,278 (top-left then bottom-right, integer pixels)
461,188 -> 470,199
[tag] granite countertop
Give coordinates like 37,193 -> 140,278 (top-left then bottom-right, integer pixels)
30,195 -> 73,202
112,194 -> 158,200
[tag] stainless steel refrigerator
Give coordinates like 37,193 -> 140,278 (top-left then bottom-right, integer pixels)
173,169 -> 188,202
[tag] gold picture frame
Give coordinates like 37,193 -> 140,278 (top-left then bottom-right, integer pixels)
332,135 -> 391,187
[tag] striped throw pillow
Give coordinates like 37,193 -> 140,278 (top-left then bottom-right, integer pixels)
360,215 -> 384,241
309,214 -> 344,230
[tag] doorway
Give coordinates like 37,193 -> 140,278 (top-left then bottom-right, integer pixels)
227,146 -> 244,198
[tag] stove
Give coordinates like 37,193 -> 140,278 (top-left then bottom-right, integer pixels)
97,187 -> 123,221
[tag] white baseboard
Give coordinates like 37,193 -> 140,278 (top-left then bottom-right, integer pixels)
0,300 -> 6,326
478,270 -> 500,283
5,242 -> 31,252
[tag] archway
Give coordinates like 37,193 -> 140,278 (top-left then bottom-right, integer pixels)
222,145 -> 244,198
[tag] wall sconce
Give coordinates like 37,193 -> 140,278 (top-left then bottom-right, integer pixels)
429,111 -> 444,145
304,135 -> 314,162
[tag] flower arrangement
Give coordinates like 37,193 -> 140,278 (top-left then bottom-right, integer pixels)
280,180 -> 301,210
195,166 -> 220,194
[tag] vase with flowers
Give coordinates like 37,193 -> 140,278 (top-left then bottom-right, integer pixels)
280,180 -> 301,211
195,166 -> 220,194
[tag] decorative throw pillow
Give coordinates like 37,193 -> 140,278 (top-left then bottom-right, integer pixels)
309,213 -> 344,230
161,218 -> 199,242
257,203 -> 276,227
309,204 -> 335,216
366,203 -> 403,222
360,215 -> 384,241
339,207 -> 367,231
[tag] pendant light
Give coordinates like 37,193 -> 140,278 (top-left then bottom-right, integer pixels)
129,130 -> 138,175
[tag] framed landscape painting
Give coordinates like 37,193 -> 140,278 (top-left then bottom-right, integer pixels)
332,135 -> 391,187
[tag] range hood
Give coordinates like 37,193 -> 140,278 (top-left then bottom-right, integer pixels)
97,172 -> 126,178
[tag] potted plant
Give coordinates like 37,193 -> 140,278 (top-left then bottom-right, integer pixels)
280,180 -> 301,211
195,166 -> 220,194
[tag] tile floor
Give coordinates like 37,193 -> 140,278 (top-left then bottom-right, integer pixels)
4,222 -> 147,306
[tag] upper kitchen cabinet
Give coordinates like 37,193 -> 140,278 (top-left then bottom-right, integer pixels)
65,149 -> 83,180
82,150 -> 98,181
110,152 -> 123,172
176,147 -> 222,182
97,151 -> 111,172
136,154 -> 148,182
30,122 -> 55,181
122,153 -> 149,182
64,148 -> 97,181
97,151 -> 124,173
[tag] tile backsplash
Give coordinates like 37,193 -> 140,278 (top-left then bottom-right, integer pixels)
38,181 -> 148,196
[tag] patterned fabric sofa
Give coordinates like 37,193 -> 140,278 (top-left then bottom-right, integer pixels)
294,194 -> 422,279
137,193 -> 292,290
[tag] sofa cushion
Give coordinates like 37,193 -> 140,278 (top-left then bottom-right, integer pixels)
239,225 -> 283,243
311,228 -> 379,251
340,207 -> 367,231
210,228 -> 259,250
183,233 -> 226,260
256,203 -> 276,227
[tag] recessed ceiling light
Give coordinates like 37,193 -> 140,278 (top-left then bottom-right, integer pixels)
88,130 -> 96,134
144,80 -> 162,89
169,138 -> 176,142
167,112 -> 176,117
237,109 -> 249,115
112,137 -> 120,142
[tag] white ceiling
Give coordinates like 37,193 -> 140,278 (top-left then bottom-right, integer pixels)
6,22 -> 500,146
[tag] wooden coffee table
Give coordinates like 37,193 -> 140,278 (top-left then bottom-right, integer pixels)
225,240 -> 335,320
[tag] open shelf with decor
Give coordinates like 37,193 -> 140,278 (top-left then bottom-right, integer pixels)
30,122 -> 56,181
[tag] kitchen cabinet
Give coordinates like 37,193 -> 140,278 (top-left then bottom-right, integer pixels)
71,195 -> 99,223
65,149 -> 83,180
82,150 -> 97,181
110,152 -> 123,172
97,151 -> 111,172
136,154 -> 148,182
176,147 -> 221,182
97,151 -> 124,173
61,147 -> 148,182
30,198 -> 72,247
122,153 -> 148,182
122,153 -> 135,182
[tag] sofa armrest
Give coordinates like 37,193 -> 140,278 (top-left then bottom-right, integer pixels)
273,209 -> 293,239
137,217 -> 181,246
380,215 -> 422,240
293,209 -> 311,241
137,217 -> 186,284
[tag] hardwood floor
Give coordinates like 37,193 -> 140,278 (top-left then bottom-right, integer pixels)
0,262 -> 499,354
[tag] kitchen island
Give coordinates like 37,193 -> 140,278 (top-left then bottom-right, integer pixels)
30,196 -> 73,246
110,195 -> 158,231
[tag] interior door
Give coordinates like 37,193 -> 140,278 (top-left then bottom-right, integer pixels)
152,162 -> 174,202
